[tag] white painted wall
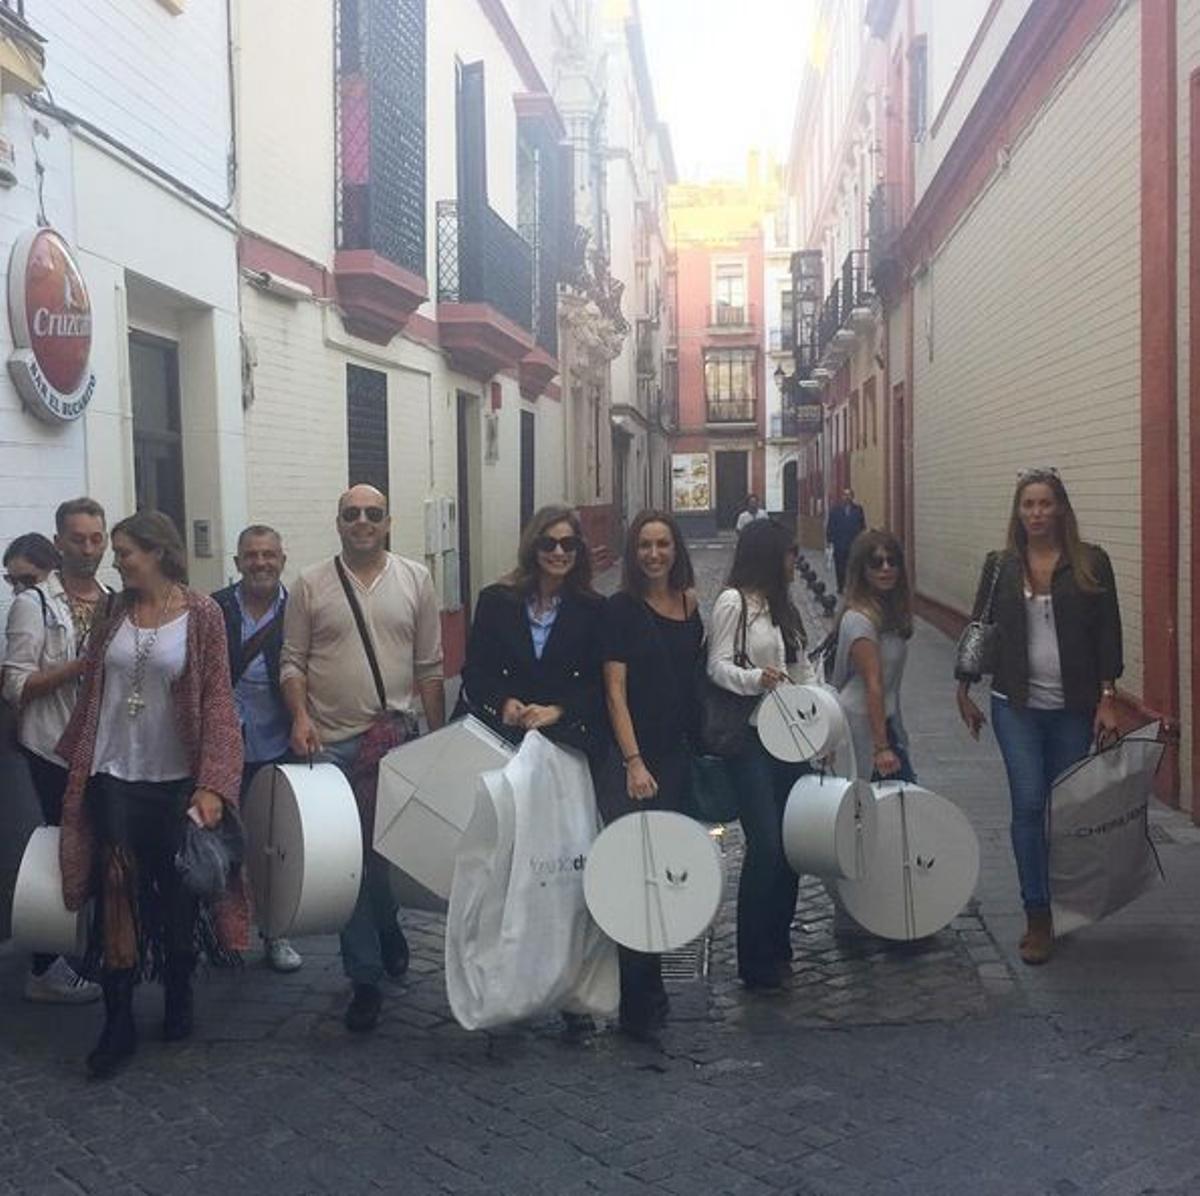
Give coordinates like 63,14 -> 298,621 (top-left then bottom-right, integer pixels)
912,3 -> 1143,693
32,0 -> 233,205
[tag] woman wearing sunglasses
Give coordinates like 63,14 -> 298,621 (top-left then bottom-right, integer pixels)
3,532 -> 60,594
830,530 -> 916,783
600,509 -> 702,1039
956,469 -> 1122,966
708,518 -> 816,991
459,504 -> 607,765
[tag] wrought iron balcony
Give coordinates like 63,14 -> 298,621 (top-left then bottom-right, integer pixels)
769,410 -> 803,440
635,318 -> 656,376
869,182 -> 904,291
769,327 -> 796,353
817,279 -> 842,355
707,302 -> 756,331
706,397 -> 756,425
437,200 -> 533,332
841,250 -> 872,315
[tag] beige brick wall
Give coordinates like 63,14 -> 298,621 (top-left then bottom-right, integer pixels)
913,2 -> 1143,695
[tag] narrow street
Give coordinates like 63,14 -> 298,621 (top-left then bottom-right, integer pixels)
3,542 -> 1199,1196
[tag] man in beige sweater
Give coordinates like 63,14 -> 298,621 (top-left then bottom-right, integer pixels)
281,483 -> 445,1033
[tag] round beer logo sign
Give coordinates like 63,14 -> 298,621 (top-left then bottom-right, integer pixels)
7,227 -> 96,422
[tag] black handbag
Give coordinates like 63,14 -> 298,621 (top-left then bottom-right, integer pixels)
954,553 -> 1003,682
697,591 -> 759,758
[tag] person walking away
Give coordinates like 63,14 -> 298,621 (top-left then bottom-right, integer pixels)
830,530 -> 916,783
281,484 -> 445,1033
601,510 -> 703,1040
736,494 -> 769,534
212,524 -> 301,974
57,511 -> 247,1078
3,500 -> 110,1003
825,489 -> 866,593
956,469 -> 1122,966
708,519 -> 817,990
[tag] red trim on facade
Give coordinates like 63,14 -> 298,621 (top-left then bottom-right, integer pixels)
333,250 -> 428,345
927,0 -> 1007,139
514,91 -> 566,141
518,345 -> 560,400
899,0 -> 1120,268
476,0 -> 549,94
441,608 -> 466,679
1140,0 -> 1180,801
402,312 -> 440,351
436,302 -> 534,380
1190,69 -> 1200,819
239,232 -> 332,299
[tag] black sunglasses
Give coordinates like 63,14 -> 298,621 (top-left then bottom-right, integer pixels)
535,534 -> 582,555
867,554 -> 899,570
340,506 -> 386,524
4,572 -> 40,589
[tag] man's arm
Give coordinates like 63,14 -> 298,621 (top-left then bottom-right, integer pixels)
279,576 -> 321,756
416,678 -> 445,731
412,567 -> 445,732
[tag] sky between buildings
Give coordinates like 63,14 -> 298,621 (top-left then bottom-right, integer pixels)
639,0 -> 816,183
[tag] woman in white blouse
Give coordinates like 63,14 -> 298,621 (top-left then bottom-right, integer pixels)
708,519 -> 817,990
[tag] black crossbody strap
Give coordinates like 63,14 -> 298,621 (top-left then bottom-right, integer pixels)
334,557 -> 388,713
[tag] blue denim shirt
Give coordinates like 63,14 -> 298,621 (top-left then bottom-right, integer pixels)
526,595 -> 560,660
234,584 -> 290,764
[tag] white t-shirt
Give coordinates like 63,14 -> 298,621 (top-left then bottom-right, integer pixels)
93,613 -> 190,782
736,509 -> 768,532
1025,593 -> 1065,710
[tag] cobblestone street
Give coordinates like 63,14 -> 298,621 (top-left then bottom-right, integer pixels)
3,541 -> 1200,1195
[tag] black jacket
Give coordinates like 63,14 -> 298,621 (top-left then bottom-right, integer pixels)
459,582 -> 608,760
826,502 -> 866,555
211,583 -> 286,696
970,547 -> 1122,712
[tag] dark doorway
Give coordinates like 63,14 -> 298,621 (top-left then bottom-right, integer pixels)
129,331 -> 186,545
612,429 -> 629,541
456,392 -> 476,617
783,460 -> 798,513
346,364 -> 389,495
714,450 -> 748,529
519,409 -> 535,533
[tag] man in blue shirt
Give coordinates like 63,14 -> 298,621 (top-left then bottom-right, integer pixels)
212,524 -> 302,973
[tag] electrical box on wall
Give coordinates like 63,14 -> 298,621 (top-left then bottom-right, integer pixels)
423,496 -> 457,555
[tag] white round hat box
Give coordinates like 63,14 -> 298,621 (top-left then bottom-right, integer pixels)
11,826 -> 89,956
584,811 -> 723,954
243,763 -> 363,939
782,773 -> 877,880
757,684 -> 848,764
837,783 -> 980,941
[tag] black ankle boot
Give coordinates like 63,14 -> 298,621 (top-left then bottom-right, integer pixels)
86,969 -> 137,1079
162,953 -> 195,1042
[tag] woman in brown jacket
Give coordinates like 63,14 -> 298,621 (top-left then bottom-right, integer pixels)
57,511 -> 247,1078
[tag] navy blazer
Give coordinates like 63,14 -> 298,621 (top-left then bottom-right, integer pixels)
826,502 -> 866,555
211,583 -> 286,695
459,582 -> 608,761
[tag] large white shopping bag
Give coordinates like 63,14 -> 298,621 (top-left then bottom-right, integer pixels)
1049,722 -> 1165,936
445,731 -> 618,1030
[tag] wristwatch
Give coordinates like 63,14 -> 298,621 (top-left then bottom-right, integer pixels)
1100,684 -> 1117,700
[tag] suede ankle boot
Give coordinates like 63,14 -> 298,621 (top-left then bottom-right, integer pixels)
1019,909 -> 1054,966
162,953 -> 196,1042
86,969 -> 137,1079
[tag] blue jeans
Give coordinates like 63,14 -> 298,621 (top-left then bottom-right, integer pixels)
312,734 -> 400,987
990,696 -> 1092,912
732,738 -> 808,981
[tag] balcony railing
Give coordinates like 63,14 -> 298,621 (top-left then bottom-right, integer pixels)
707,302 -> 756,329
769,327 -> 796,353
635,318 -> 655,376
868,182 -> 904,289
817,279 -> 842,354
706,397 -> 756,424
841,249 -> 872,313
769,411 -> 803,439
437,199 -> 533,333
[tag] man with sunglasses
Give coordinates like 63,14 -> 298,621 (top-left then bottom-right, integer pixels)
281,483 -> 445,1033
3,498 -> 111,1005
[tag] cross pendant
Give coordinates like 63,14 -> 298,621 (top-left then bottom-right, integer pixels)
127,693 -> 145,718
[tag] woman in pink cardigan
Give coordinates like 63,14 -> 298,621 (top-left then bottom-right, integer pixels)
57,510 -> 247,1079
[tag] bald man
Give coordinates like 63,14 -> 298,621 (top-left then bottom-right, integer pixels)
281,483 -> 445,1033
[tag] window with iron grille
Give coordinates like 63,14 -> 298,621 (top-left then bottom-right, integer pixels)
713,263 -> 746,323
704,348 -> 757,423
336,0 -> 426,277
346,364 -> 389,496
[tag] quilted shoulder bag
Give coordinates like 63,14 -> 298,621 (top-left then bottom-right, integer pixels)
697,591 -> 759,758
954,553 -> 1003,682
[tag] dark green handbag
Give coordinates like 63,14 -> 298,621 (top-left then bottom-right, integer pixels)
687,752 -> 741,823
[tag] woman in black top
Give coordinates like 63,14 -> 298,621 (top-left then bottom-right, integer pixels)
460,505 -> 607,765
601,510 -> 703,1040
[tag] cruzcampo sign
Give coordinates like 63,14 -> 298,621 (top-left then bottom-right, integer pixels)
7,227 -> 96,423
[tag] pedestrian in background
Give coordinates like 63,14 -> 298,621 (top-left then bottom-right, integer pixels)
57,511 -> 247,1079
282,484 -> 445,1034
3,533 -> 60,595
601,509 -> 702,1040
831,529 -> 915,782
708,518 -> 816,991
956,468 -> 1122,966
3,499 -> 111,1005
736,493 -> 769,533
212,524 -> 301,975
459,504 -> 607,766
825,488 -> 866,593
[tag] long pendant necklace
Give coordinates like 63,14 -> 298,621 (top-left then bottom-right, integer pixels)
127,590 -> 173,719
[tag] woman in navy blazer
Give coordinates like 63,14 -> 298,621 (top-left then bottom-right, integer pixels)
460,505 -> 608,764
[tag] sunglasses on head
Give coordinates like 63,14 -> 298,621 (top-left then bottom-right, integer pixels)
4,572 -> 39,590
867,554 -> 899,570
1017,466 -> 1060,481
340,506 -> 386,524
535,534 -> 582,555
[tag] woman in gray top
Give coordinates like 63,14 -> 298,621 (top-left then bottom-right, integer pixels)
831,530 -> 915,782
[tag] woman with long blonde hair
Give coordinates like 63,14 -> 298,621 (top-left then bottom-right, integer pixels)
956,469 -> 1122,965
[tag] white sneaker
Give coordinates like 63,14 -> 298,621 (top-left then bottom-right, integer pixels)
24,957 -> 101,1005
265,938 -> 303,973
